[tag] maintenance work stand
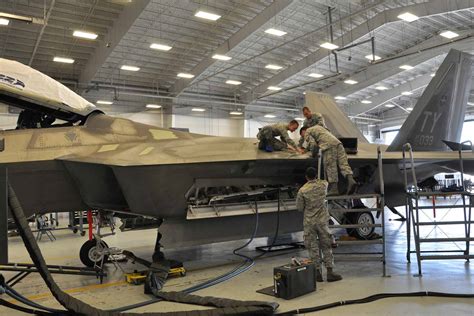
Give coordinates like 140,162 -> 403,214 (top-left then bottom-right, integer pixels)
403,142 -> 474,277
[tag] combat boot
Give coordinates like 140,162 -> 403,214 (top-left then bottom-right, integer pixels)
327,183 -> 339,196
316,269 -> 323,282
326,268 -> 343,282
346,175 -> 357,195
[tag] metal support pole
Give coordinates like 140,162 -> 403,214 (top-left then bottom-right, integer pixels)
0,167 -> 7,264
377,146 -> 386,277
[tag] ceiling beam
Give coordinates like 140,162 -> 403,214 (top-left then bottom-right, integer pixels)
324,32 -> 474,104
171,0 -> 293,97
78,0 -> 151,92
241,0 -> 474,103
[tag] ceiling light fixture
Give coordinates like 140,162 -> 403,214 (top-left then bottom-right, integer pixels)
406,107 -> 413,111
264,114 -> 276,118
344,79 -> 358,85
212,54 -> 232,61
121,65 -> 140,71
308,73 -> 323,78
177,73 -> 194,78
267,86 -> 281,91
230,111 -> 243,115
265,64 -> 283,70
430,73 -> 436,77
397,12 -> 419,22
97,100 -> 113,105
401,91 -> 413,96
53,57 -> 75,64
361,100 -> 372,104
320,42 -> 339,50
192,108 -> 206,112
334,96 -> 347,100
150,43 -> 172,51
440,30 -> 459,39
399,64 -> 414,70
146,104 -> 162,109
73,30 -> 98,40
194,10 -> 221,21
0,18 -> 9,26
384,104 -> 395,108
226,80 -> 242,85
365,54 -> 381,61
265,28 -> 287,36
375,86 -> 388,90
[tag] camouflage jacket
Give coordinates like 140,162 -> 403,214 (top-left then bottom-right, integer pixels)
296,179 -> 330,222
259,123 -> 297,148
305,125 -> 340,151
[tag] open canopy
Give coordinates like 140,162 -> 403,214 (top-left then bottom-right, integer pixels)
0,58 -> 98,119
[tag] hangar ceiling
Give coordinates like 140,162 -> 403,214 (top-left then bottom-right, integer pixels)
0,0 -> 473,127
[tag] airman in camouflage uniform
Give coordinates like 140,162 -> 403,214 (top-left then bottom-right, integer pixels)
305,125 -> 357,196
299,126 -> 317,156
298,107 -> 325,148
257,120 -> 299,152
296,167 -> 342,282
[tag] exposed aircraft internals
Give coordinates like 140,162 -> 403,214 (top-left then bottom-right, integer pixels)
0,1 -> 473,315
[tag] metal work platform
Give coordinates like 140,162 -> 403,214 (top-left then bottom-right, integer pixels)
403,141 -> 474,276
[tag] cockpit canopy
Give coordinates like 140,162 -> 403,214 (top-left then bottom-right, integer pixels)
0,58 -> 102,128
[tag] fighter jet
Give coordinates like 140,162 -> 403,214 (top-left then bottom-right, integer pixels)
0,49 -> 472,267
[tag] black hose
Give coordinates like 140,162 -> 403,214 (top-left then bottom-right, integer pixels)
5,286 -> 68,314
275,291 -> 474,315
0,297 -> 56,315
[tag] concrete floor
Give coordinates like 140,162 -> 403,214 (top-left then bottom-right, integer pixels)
1,197 -> 474,315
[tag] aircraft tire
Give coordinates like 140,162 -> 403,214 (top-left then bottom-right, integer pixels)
346,211 -> 375,240
79,239 -> 109,267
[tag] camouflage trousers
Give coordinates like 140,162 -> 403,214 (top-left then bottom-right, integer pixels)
257,128 -> 286,151
322,143 -> 353,183
303,217 -> 334,268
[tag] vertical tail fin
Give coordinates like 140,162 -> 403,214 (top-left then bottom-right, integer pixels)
305,92 -> 368,143
387,49 -> 473,152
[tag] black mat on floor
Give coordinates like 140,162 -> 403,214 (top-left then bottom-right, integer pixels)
256,285 -> 275,297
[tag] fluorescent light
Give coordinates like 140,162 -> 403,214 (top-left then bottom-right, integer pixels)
303,92 -> 306,95
344,79 -> 358,85
264,114 -> 276,118
226,80 -> 242,85
177,73 -> 194,78
361,100 -> 372,104
375,86 -> 388,90
146,104 -> 162,109
265,64 -> 283,70
440,30 -> 459,39
406,107 -> 413,111
121,65 -> 140,71
368,124 -> 376,127
0,18 -> 9,26
384,104 -> 395,108
194,10 -> 221,21
401,91 -> 413,96
397,12 -> 419,22
97,100 -> 113,105
365,54 -> 381,61
212,54 -> 232,61
399,64 -> 414,70
308,73 -> 323,78
73,30 -> 98,40
265,28 -> 287,36
230,111 -> 243,115
192,108 -> 206,112
150,43 -> 172,51
467,102 -> 474,106
430,73 -> 436,77
267,86 -> 281,91
335,96 -> 347,100
320,42 -> 339,50
53,57 -> 75,64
